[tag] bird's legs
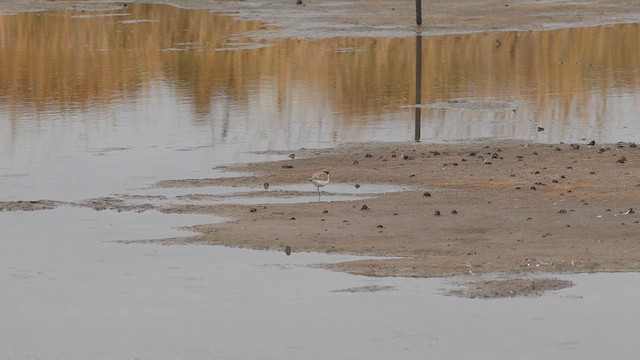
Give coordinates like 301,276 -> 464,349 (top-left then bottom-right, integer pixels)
317,187 -> 321,201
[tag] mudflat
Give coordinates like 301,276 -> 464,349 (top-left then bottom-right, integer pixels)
157,141 -> 640,279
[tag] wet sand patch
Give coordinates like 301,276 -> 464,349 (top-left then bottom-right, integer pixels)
153,140 -> 640,279
446,277 -> 574,299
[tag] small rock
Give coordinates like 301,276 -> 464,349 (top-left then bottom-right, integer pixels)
361,204 -> 369,211
376,224 -> 384,228
353,160 -> 359,164
322,209 -> 329,214
355,183 -> 361,189
629,143 -> 637,148
558,209 -> 567,214
365,153 -> 373,158
617,157 -> 627,164
451,210 -> 458,214
434,210 -> 441,216
263,182 -> 270,190
537,126 -> 544,132
288,153 -> 296,159
285,246 -> 292,256
290,217 -> 296,220
281,165 -> 293,169
296,0 -> 303,4
402,154 -> 414,160
249,208 -> 257,213
588,140 -> 596,146
570,144 -> 580,150
530,186 -> 537,190
423,192 -> 431,197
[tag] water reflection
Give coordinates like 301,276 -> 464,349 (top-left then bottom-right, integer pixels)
1,3 -> 640,147
414,34 -> 422,141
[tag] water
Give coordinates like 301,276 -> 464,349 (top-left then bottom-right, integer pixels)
2,207 -> 640,360
2,4 -> 640,200
2,4 -> 640,359
0,4 -> 640,200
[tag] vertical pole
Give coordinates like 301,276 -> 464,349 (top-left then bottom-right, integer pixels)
416,0 -> 422,26
414,34 -> 422,142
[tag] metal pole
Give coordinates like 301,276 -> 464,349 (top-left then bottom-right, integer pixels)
414,34 -> 422,142
416,0 -> 422,26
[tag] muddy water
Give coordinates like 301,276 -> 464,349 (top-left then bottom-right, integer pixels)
2,4 -> 640,359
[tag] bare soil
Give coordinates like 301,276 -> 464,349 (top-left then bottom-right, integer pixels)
155,141 -> 640,283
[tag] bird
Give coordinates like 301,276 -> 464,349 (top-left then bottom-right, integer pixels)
309,169 -> 330,200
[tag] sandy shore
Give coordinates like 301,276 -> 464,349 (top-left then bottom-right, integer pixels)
149,141 -> 640,281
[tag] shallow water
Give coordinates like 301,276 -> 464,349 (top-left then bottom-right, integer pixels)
0,4 -> 640,200
2,4 -> 640,200
2,208 -> 640,359
2,4 -> 640,359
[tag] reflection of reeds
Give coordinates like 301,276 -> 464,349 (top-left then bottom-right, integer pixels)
1,3 -> 639,127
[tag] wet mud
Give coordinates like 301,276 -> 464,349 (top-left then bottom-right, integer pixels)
446,277 -> 574,299
151,140 -> 640,287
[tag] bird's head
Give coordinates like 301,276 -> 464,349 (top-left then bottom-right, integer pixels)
322,169 -> 330,174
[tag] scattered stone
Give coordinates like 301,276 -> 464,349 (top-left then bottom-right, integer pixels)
451,210 -> 458,214
617,156 -> 627,164
423,192 -> 431,197
355,183 -> 361,189
296,0 -> 303,5
288,153 -> 296,159
558,209 -> 567,214
281,165 -> 293,169
570,144 -> 580,150
530,186 -> 537,190
360,204 -> 369,211
353,160 -> 359,164
285,246 -> 292,256
322,209 -> 329,214
249,208 -> 257,213
376,224 -> 384,228
365,153 -> 373,158
402,154 -> 414,160
588,140 -> 596,146
263,182 -> 270,190
434,210 -> 441,216
630,143 -> 638,148
537,126 -> 544,132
